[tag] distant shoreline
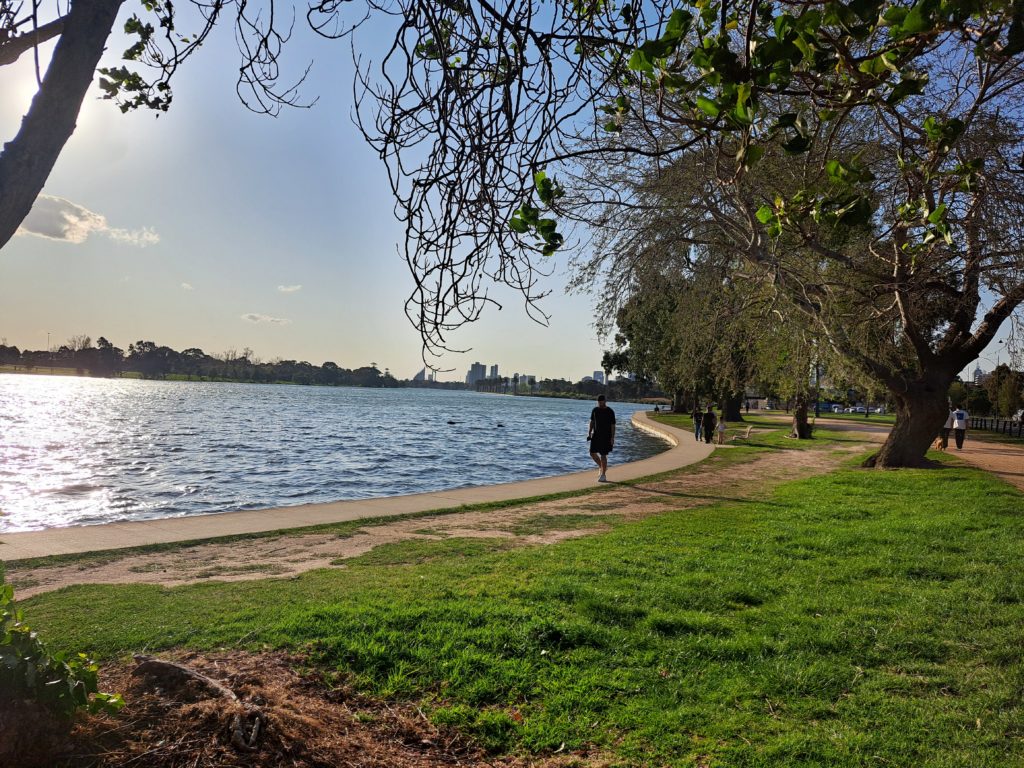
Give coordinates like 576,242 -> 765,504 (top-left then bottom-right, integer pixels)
0,367 -> 670,404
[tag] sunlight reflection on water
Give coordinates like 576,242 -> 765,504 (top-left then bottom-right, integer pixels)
0,376 -> 667,531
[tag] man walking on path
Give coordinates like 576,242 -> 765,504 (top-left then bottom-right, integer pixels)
703,405 -> 717,445
692,405 -> 703,442
952,405 -> 969,450
588,395 -> 616,482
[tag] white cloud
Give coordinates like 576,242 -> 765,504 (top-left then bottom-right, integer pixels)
277,284 -> 302,293
17,195 -> 159,247
241,313 -> 291,325
181,282 -> 195,291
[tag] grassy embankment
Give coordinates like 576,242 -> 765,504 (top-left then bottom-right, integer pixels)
12,419 -> 1024,766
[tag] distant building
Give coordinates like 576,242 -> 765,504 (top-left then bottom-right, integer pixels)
973,365 -> 986,385
413,368 -> 427,383
489,364 -> 499,379
465,362 -> 487,387
592,370 -> 605,384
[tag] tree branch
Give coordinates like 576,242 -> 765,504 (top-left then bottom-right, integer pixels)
0,0 -> 125,250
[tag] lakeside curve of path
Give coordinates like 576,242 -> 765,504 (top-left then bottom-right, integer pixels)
0,411 -> 714,562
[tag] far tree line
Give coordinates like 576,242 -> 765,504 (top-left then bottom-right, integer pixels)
0,336 -> 668,400
0,336 -> 400,387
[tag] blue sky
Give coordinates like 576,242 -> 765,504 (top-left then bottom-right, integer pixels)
0,10 -> 1013,383
0,14 -> 610,382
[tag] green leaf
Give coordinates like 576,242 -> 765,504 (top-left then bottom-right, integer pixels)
899,2 -> 931,36
638,38 -> 676,60
774,13 -> 795,39
886,74 -> 928,106
849,0 -> 884,22
627,49 -> 654,73
756,205 -> 775,224
742,144 -> 765,168
695,96 -> 720,117
664,9 -> 693,39
927,203 -> 948,224
883,5 -> 909,26
837,196 -> 873,226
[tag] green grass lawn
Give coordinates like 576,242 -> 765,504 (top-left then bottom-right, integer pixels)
13,452 -> 1024,766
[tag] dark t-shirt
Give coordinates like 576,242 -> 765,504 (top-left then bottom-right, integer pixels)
591,406 -> 616,438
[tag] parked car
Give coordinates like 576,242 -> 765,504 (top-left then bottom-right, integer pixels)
831,405 -> 844,413
852,406 -> 867,413
1013,409 -> 1024,422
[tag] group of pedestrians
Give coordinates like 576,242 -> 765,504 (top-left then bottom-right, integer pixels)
588,395 -> 731,484
691,404 -> 725,444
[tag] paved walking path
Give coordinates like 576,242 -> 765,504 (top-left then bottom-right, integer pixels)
0,412 -> 713,562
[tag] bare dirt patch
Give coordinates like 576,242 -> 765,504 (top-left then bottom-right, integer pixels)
8,442 -> 865,599
36,651 -> 608,768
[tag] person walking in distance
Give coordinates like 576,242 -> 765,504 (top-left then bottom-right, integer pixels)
702,404 -> 718,444
692,404 -> 703,442
952,404 -> 970,450
588,395 -> 616,482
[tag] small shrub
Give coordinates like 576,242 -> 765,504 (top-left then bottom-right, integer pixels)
0,579 -> 123,718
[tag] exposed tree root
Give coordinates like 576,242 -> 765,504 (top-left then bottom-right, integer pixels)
131,654 -> 266,752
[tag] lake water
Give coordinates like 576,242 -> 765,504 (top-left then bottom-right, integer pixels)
0,376 -> 668,532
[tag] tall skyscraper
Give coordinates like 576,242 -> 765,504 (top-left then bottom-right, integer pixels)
465,362 -> 487,386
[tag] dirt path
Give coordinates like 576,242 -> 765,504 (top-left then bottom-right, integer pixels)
950,438 -> 1024,491
9,441 -> 862,599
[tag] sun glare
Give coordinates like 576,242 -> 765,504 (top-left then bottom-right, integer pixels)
0,68 -> 43,126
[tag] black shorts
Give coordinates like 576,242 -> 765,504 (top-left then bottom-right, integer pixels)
589,437 -> 612,455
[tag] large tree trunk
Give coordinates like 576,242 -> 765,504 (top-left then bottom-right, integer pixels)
0,0 -> 124,249
723,391 -> 744,422
864,374 -> 952,468
790,391 -> 811,438
671,388 -> 687,413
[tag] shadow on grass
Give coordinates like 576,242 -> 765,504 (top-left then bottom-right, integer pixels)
612,482 -> 785,507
